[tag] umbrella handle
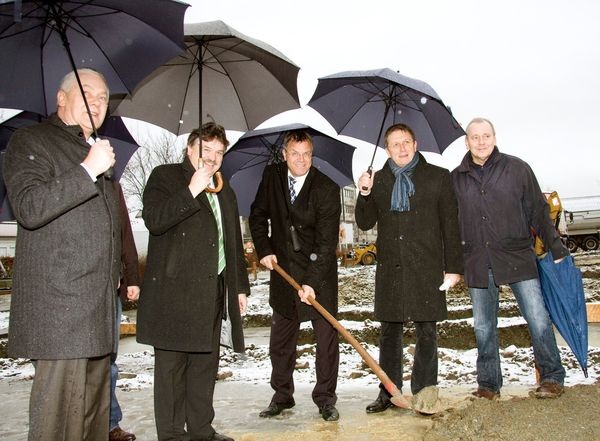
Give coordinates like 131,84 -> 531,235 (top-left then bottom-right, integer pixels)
361,166 -> 373,191
205,171 -> 223,193
271,263 -> 411,409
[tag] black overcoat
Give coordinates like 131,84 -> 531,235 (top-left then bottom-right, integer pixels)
355,154 -> 463,322
249,164 -> 341,321
136,158 -> 249,353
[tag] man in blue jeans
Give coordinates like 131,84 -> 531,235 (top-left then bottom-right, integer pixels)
451,117 -> 567,400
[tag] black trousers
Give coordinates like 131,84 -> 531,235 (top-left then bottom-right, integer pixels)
29,355 -> 111,441
154,276 -> 224,441
378,321 -> 438,397
268,310 -> 339,408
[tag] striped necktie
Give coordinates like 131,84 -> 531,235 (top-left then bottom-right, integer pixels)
207,192 -> 226,274
289,176 -> 297,204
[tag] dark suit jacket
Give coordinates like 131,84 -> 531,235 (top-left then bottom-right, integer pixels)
249,164 -> 341,321
115,182 -> 140,301
136,158 -> 249,353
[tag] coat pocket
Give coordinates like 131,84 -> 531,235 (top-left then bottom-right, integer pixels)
500,236 -> 533,251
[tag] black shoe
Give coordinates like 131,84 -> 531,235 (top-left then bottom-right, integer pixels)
366,396 -> 393,414
259,400 -> 295,417
205,433 -> 234,441
319,404 -> 339,421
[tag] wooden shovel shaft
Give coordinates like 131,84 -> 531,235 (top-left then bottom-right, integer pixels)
272,263 -> 402,399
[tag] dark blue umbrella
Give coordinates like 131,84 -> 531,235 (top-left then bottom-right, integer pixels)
0,111 -> 139,221
307,68 -> 464,174
537,251 -> 588,376
221,123 -> 355,216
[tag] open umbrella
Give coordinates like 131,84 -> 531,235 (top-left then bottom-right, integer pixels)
537,251 -> 588,376
114,20 -> 301,135
221,123 -> 355,216
307,68 -> 465,175
0,0 -> 187,178
0,0 -> 188,116
0,111 -> 140,221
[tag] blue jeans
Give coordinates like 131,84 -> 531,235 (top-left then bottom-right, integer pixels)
469,269 -> 565,393
110,298 -> 123,430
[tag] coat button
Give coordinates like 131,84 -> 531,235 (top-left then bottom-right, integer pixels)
482,216 -> 488,221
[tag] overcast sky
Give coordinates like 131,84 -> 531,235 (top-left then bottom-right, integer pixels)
178,0 -> 600,198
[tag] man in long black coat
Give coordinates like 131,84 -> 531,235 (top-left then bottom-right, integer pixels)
249,129 -> 342,421
137,123 -> 249,441
356,123 -> 463,413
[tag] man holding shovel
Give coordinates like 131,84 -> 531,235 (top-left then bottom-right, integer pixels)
356,123 -> 463,414
249,129 -> 342,421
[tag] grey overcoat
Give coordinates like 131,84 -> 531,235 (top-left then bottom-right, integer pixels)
3,114 -> 122,359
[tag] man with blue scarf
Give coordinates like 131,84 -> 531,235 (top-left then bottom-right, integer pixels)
355,123 -> 463,413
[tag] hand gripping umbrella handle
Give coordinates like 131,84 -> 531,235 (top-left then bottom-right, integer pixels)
272,263 -> 410,408
361,166 -> 373,192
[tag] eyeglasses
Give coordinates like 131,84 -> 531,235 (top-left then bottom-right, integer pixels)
286,150 -> 312,160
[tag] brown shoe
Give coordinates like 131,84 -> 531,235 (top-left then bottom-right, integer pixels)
471,388 -> 500,400
534,381 -> 564,398
109,426 -> 136,441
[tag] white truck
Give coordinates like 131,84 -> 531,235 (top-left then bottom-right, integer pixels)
560,196 -> 600,252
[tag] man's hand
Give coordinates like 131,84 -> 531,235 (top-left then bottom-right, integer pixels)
82,138 -> 115,177
188,160 -> 216,198
238,294 -> 248,316
357,170 -> 375,196
126,285 -> 140,301
260,254 -> 277,270
439,273 -> 462,291
298,284 -> 315,305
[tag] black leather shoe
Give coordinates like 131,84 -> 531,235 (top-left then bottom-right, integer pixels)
206,432 -> 234,441
319,404 -> 339,421
259,400 -> 295,417
366,396 -> 393,414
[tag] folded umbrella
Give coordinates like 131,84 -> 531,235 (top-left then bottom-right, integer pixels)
537,251 -> 588,376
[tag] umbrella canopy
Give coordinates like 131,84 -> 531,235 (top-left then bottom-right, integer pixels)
114,20 -> 301,135
537,251 -> 588,376
307,68 -> 465,168
0,111 -> 139,221
0,0 -> 188,116
221,123 -> 355,216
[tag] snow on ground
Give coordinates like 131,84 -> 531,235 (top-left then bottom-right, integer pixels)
1,264 -> 599,393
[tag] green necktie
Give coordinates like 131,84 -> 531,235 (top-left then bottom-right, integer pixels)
207,192 -> 226,274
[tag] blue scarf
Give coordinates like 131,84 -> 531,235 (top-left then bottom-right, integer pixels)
388,154 -> 419,212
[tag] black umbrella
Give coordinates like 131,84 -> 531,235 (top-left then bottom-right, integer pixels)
0,0 -> 187,178
221,123 -> 355,217
0,0 -> 188,116
0,111 -> 140,221
114,20 -> 301,135
307,68 -> 465,174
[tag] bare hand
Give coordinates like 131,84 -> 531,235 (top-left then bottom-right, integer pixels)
188,159 -> 217,197
260,254 -> 277,270
82,138 -> 115,177
298,284 -> 315,305
238,293 -> 248,316
439,273 -> 462,291
357,170 -> 375,196
126,286 -> 140,301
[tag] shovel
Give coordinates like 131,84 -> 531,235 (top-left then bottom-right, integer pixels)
272,263 -> 411,409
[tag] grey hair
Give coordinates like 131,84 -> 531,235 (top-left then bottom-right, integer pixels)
59,68 -> 109,95
465,117 -> 495,135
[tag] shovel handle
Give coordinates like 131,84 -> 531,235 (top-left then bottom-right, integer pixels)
272,263 -> 408,407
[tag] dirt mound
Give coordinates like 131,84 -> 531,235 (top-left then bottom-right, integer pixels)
424,381 -> 600,441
